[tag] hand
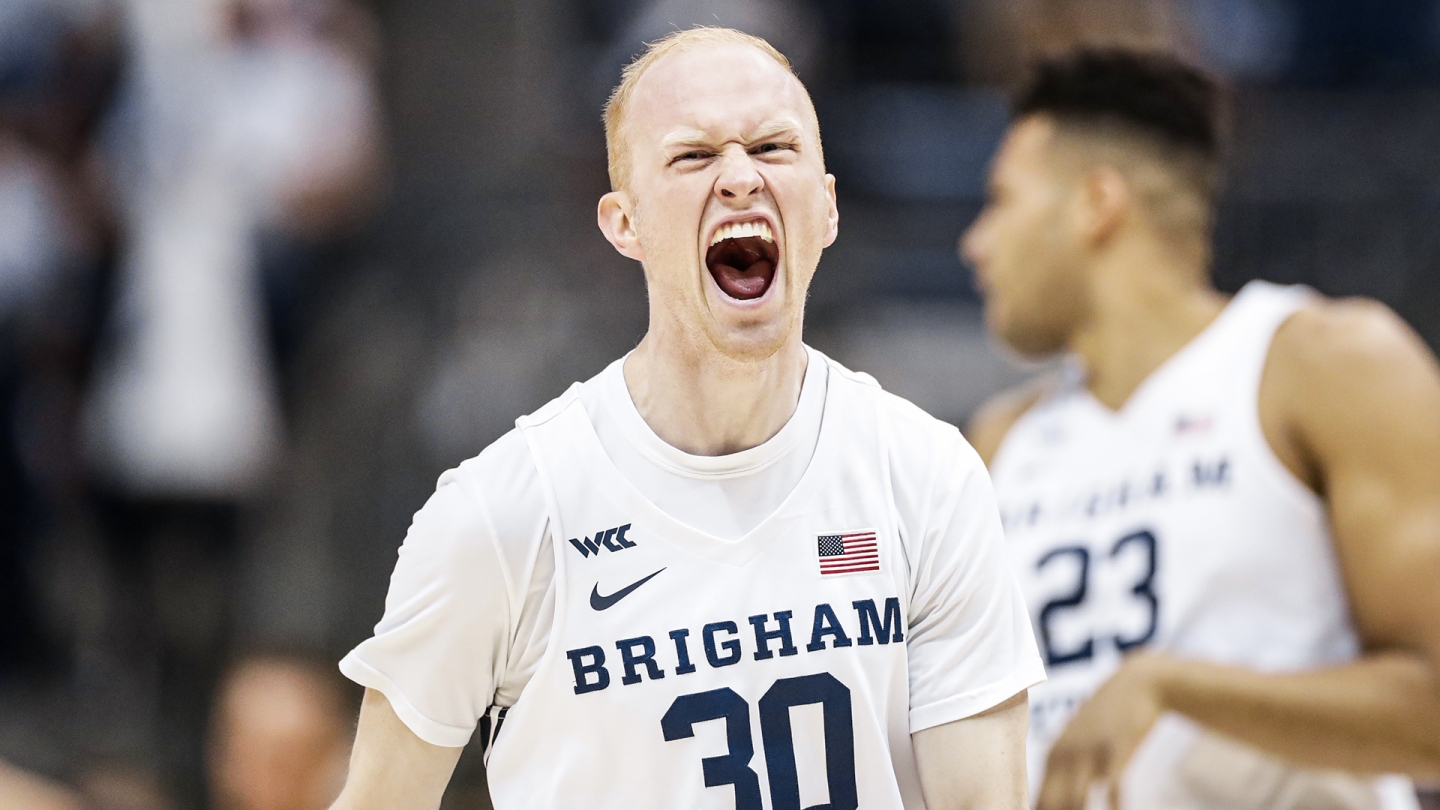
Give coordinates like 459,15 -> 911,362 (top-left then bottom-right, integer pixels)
1036,652 -> 1174,810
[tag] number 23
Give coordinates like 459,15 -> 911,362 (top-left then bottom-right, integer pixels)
1036,529 -> 1158,667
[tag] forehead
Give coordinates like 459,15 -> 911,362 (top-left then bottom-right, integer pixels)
626,44 -> 813,146
993,116 -> 1059,180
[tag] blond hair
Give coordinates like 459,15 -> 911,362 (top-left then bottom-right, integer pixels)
603,27 -> 803,191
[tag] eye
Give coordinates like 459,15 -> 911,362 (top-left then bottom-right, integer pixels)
669,150 -> 714,166
750,142 -> 794,156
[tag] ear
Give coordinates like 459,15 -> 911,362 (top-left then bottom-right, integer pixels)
1076,165 -> 1130,248
822,173 -> 839,248
598,191 -> 645,261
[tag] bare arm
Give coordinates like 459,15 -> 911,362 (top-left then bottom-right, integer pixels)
1160,651 -> 1440,774
913,691 -> 1031,810
1037,300 -> 1440,810
1162,300 -> 1440,771
330,689 -> 463,810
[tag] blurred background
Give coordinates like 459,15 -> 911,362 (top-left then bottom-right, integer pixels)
0,0 -> 1438,808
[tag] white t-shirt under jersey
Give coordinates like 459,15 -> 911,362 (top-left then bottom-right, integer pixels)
587,349 -> 825,542
341,346 -> 1043,753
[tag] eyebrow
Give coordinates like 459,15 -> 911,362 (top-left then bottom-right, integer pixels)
659,119 -> 807,151
659,129 -> 712,151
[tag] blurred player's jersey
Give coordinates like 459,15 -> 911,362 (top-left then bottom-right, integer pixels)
342,349 -> 1044,810
990,281 -> 1418,810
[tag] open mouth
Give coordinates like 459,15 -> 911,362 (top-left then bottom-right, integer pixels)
705,220 -> 779,301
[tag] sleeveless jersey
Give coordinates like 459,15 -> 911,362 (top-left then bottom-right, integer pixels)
990,281 -> 1417,810
482,363 -> 968,809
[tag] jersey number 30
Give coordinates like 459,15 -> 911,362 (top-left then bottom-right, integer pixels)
662,672 -> 857,810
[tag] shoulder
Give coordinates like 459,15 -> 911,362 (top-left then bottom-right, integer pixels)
1263,295 -> 1440,485
964,375 -> 1059,467
1265,296 -> 1439,421
1269,296 -> 1433,383
426,427 -> 549,575
819,353 -> 986,489
822,353 -> 965,448
445,427 -> 544,501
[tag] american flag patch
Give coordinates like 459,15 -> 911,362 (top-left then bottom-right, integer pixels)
817,530 -> 880,577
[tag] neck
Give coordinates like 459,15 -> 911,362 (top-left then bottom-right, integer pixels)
623,332 -> 808,456
1070,240 -> 1227,411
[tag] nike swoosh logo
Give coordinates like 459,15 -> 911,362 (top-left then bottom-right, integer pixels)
590,568 -> 666,611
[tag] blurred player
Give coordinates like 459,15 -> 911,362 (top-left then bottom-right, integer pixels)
329,27 -> 1044,810
962,47 -> 1440,810
208,653 -> 351,810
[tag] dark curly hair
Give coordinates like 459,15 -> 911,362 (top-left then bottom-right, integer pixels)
1014,46 -> 1227,214
1015,47 -> 1223,155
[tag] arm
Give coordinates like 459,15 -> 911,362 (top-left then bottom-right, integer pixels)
1158,651 -> 1439,774
330,689 -> 463,810
1163,300 -> 1440,770
897,418 -> 1046,807
329,445 -> 546,808
914,691 -> 1031,810
1038,300 -> 1440,810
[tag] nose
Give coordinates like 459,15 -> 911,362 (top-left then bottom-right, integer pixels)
714,146 -> 764,201
959,213 -> 988,267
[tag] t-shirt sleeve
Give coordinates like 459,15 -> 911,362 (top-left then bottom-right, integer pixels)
339,446 -> 539,747
902,430 -> 1046,733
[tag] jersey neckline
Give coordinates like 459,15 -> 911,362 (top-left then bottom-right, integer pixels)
1071,281 -> 1264,421
599,346 -> 825,480
558,349 -> 840,567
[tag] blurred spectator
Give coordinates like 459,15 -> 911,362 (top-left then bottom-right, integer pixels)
949,0 -> 1185,83
206,652 -> 350,810
66,0 -> 382,800
85,0 -> 383,498
0,139 -> 76,323
0,759 -> 83,810
0,132 -> 81,674
0,0 -> 119,677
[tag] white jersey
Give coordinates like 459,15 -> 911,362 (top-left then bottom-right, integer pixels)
342,348 -> 1044,810
991,281 -> 1417,810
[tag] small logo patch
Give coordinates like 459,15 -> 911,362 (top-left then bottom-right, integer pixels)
817,530 -> 880,577
568,523 -> 636,559
589,568 -> 665,611
1174,415 -> 1214,435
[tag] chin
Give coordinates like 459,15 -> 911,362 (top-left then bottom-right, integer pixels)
701,287 -> 802,362
998,318 -> 1066,359
701,266 -> 804,363
704,314 -> 798,363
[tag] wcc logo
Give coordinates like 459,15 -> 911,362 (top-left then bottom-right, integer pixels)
568,523 -> 636,558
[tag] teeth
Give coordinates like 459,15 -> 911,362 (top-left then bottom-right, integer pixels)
709,220 -> 775,246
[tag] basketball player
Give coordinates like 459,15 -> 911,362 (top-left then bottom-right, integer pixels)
962,48 -> 1440,810
328,28 -> 1046,810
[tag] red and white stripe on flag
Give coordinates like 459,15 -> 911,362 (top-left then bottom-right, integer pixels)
816,530 -> 880,576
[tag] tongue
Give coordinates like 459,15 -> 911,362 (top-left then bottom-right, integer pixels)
711,260 -> 774,300
706,236 -> 777,301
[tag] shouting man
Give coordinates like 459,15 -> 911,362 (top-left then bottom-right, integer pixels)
330,28 -> 1044,810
